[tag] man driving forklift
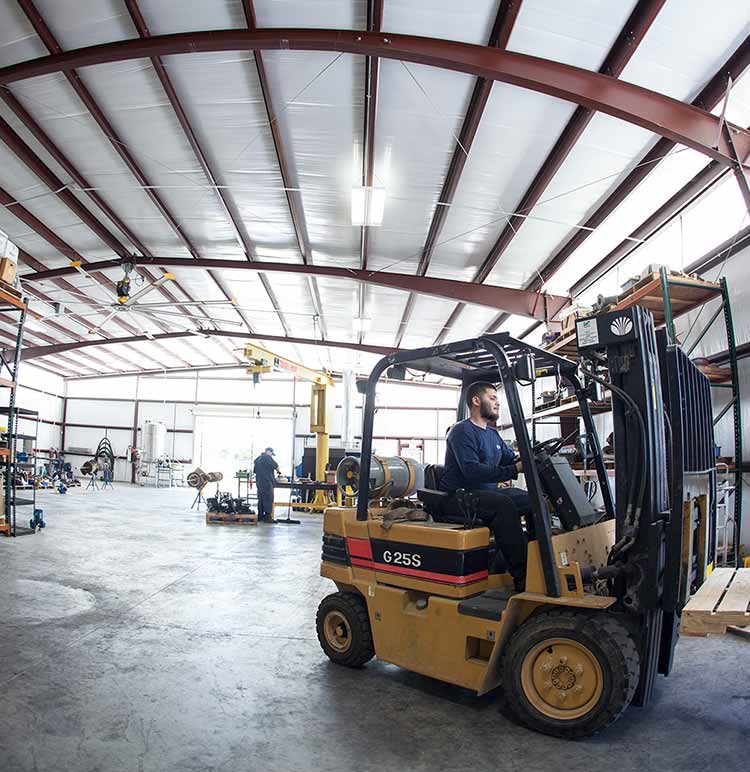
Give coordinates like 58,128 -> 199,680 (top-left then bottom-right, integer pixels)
439,381 -> 533,590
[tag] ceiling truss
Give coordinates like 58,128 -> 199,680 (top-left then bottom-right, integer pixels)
0,17 -> 747,377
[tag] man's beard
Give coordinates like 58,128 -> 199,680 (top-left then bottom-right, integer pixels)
480,404 -> 498,421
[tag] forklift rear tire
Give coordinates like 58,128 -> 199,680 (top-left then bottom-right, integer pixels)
499,609 -> 640,739
316,592 -> 375,668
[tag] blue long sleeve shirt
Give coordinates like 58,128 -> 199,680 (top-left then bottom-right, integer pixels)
439,419 -> 518,492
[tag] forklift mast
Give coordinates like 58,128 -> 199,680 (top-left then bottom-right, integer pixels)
577,305 -> 714,705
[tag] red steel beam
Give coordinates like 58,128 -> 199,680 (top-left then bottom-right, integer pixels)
0,93 -> 243,365
1,29 -> 747,165
571,159 -> 728,296
22,255 -> 570,321
16,0 -> 200,254
6,293 -> 137,374
240,0 -> 324,340
685,224 -> 750,276
571,133 -> 750,297
123,0 -> 284,350
17,250 -> 180,371
105,3 -> 252,361
394,0 -> 522,347
534,31 -> 750,295
0,114 -> 212,335
16,0 -> 265,348
434,0 -> 664,344
475,0 -> 666,284
486,35 -> 750,332
0,215 -> 189,370
360,0 -> 385,272
20,329 -> 399,362
0,317 -> 102,375
357,0 -> 384,342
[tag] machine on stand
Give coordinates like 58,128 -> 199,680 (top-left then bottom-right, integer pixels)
81,437 -> 115,491
187,468 -> 223,510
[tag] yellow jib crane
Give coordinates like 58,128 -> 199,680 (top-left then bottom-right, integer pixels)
243,344 -> 335,512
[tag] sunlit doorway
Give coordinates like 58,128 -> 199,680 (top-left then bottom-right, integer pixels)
193,411 -> 295,489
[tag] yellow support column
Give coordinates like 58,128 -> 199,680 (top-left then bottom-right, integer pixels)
310,382 -> 331,510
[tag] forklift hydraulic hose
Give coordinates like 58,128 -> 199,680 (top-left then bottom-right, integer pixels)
579,367 -> 648,554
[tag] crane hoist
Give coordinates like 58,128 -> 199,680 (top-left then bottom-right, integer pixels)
244,344 -> 336,513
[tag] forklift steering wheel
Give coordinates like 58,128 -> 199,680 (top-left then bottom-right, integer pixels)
531,437 -> 564,456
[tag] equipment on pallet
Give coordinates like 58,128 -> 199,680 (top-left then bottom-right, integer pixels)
316,310 -> 726,739
206,491 -> 255,516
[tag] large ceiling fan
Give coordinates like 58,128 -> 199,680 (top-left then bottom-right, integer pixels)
21,261 -> 247,337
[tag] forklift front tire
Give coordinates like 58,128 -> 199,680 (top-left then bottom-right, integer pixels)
316,592 -> 375,668
499,609 -> 640,739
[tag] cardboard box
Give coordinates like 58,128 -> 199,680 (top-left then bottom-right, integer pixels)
560,305 -> 592,335
3,241 -> 18,264
0,258 -> 17,286
0,231 -> 18,264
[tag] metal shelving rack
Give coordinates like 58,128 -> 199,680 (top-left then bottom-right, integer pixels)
515,268 -> 743,566
3,410 -> 39,535
0,287 -> 31,537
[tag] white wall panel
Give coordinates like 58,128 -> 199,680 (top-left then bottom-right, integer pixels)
66,376 -> 138,400
65,426 -> 131,456
137,376 -> 198,402
66,399 -> 134,427
18,363 -> 64,396
171,434 -> 194,463
138,401 -> 182,429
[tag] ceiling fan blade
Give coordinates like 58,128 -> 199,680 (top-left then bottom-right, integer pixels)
126,307 -> 206,335
133,299 -> 236,308
232,306 -> 316,318
87,308 -> 120,335
39,309 -> 113,323
140,308 -> 243,327
21,282 -> 101,296
123,272 -> 175,305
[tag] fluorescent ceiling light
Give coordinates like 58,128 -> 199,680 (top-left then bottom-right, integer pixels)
353,317 -> 372,332
351,186 -> 386,226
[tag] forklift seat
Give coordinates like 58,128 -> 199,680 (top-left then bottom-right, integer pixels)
417,465 -> 455,519
424,463 -> 445,490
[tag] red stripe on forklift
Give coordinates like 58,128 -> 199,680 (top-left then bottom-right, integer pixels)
346,537 -> 373,560
349,557 -> 488,586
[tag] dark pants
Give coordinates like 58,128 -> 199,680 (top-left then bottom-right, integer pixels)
257,481 -> 274,519
466,488 -> 534,582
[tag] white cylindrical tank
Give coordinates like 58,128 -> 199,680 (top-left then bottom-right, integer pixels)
143,420 -> 167,460
336,455 -> 425,499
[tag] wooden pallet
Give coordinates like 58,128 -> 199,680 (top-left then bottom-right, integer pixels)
695,363 -> 732,383
681,567 -> 750,636
615,274 -> 720,327
205,512 -> 257,525
543,330 -> 578,358
531,394 -> 611,420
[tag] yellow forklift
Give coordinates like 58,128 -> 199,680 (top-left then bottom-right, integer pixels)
316,306 -> 724,738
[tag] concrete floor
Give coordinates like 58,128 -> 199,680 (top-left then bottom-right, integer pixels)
0,485 -> 747,772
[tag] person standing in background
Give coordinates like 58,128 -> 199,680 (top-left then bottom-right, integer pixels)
253,447 -> 279,522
